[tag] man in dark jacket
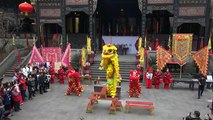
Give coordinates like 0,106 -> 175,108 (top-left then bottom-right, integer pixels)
198,75 -> 206,99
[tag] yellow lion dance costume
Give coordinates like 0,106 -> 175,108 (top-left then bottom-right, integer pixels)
99,44 -> 121,98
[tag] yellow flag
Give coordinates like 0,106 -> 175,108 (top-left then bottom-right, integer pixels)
33,35 -> 36,44
87,36 -> 91,55
81,48 -> 86,67
168,36 -> 171,49
138,37 -> 142,50
208,37 -> 212,50
139,47 -> 144,67
12,35 -> 15,45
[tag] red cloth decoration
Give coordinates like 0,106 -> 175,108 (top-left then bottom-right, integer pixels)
18,51 -> 21,65
155,38 -> 159,50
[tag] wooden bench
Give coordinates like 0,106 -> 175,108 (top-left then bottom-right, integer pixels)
92,86 -> 107,99
125,101 -> 154,115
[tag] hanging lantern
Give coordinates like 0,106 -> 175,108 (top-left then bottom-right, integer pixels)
18,2 -> 34,16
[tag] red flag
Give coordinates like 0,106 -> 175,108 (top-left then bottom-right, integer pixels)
18,51 -> 21,65
155,38 -> 159,50
29,45 -> 44,65
42,34 -> 45,47
25,33 -> 30,49
200,37 -> 204,49
61,43 -> 71,67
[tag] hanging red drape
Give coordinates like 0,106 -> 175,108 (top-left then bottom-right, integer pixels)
200,37 -> 204,49
25,33 -> 30,49
155,38 -> 159,50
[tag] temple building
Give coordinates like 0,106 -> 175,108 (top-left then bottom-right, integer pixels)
1,0 -> 212,51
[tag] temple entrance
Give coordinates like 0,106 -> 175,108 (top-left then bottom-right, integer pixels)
43,23 -> 62,47
177,23 -> 204,51
145,10 -> 173,50
96,0 -> 141,36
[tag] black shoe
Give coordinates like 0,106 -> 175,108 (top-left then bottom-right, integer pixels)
197,97 -> 200,99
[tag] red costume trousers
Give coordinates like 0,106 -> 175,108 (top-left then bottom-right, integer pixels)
50,75 -> 55,84
146,79 -> 152,88
164,83 -> 170,90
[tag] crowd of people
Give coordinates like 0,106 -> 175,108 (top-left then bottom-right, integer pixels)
114,44 -> 129,55
0,62 -> 66,120
184,111 -> 212,120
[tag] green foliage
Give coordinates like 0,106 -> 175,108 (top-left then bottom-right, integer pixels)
71,53 -> 80,71
15,44 -> 25,49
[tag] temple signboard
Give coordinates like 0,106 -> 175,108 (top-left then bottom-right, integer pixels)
179,7 -> 205,16
40,9 -> 61,17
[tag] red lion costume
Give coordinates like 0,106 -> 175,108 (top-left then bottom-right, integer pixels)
129,70 -> 141,98
65,70 -> 84,96
57,67 -> 65,84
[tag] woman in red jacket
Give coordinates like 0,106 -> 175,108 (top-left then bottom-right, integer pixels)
19,75 -> 27,101
163,68 -> 173,90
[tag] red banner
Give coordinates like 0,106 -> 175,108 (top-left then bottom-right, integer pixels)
41,47 -> 62,63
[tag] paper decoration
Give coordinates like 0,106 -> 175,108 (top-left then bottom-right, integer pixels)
157,46 -> 172,70
81,48 -> 86,67
192,46 -> 209,76
87,36 -> 91,55
61,43 -> 71,67
172,34 -> 193,61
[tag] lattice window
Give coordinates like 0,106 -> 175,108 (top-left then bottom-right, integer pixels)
147,0 -> 174,4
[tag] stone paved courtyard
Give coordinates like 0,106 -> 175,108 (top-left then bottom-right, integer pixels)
11,81 -> 212,120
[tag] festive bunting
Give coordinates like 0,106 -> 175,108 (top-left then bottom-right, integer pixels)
87,36 -> 91,55
157,46 -> 172,70
61,43 -> 71,67
192,46 -> 209,76
28,45 -> 44,65
172,34 -> 193,61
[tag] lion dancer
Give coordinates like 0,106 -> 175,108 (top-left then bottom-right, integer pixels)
99,44 -> 121,98
163,68 -> 173,90
153,68 -> 162,89
129,70 -> 141,98
57,66 -> 65,84
145,67 -> 153,89
49,65 -> 55,84
65,69 -> 83,96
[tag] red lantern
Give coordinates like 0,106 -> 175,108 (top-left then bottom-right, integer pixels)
18,2 -> 34,16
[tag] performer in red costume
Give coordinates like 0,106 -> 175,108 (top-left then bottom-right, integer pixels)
65,69 -> 84,96
163,68 -> 173,90
129,70 -> 141,98
89,51 -> 95,64
153,68 -> 162,89
49,66 -> 55,84
57,66 -> 65,84
84,62 -> 91,75
145,67 -> 153,88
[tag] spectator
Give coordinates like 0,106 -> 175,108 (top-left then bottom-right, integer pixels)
198,75 -> 206,99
